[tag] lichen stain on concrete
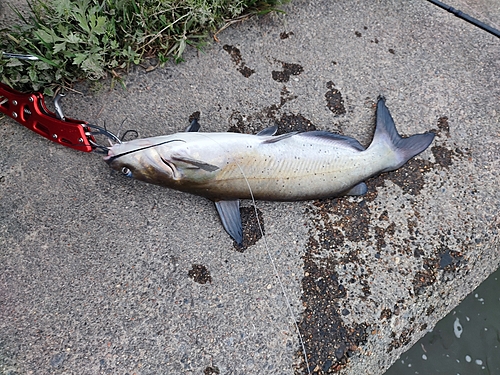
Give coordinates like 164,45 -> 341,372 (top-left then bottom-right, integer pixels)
188,264 -> 212,284
325,81 -> 346,116
204,365 -> 220,374
387,327 -> 415,353
275,113 -> 316,135
296,116 -> 471,372
227,86 -> 299,134
297,250 -> 369,374
234,207 -> 264,252
222,45 -> 255,78
272,61 -> 304,83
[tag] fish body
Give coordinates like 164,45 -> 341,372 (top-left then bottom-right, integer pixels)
105,98 -> 435,243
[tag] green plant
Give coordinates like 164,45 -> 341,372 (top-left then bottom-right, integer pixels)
0,0 -> 287,95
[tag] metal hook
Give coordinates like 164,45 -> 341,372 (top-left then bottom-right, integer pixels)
54,92 -> 66,121
84,123 -> 124,154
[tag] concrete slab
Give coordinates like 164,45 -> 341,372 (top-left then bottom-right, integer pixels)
1,0 -> 499,374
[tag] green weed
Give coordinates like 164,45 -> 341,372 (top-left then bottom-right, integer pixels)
0,0 -> 287,95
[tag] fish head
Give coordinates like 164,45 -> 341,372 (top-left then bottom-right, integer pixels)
104,137 -> 185,184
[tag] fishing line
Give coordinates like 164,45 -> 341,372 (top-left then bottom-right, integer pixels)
197,132 -> 312,375
236,163 -> 312,375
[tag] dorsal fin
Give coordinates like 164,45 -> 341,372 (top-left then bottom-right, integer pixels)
257,125 -> 278,136
185,118 -> 200,132
262,132 -> 298,144
298,131 -> 365,151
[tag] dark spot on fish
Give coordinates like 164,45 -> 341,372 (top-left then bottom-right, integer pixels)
271,61 -> 304,83
275,113 -> 316,135
420,323 -> 428,331
188,264 -> 212,284
234,207 -> 264,252
355,31 -> 362,37
371,38 -> 379,43
325,81 -> 346,116
388,48 -> 395,54
297,252 -> 368,374
426,306 -> 435,316
280,31 -> 294,39
204,366 -> 220,375
222,44 -> 255,78
431,145 -> 453,168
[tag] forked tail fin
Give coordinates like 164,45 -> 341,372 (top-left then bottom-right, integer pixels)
369,97 -> 435,172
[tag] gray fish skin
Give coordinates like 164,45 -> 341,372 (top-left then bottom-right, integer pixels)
105,98 -> 434,202
104,98 -> 434,243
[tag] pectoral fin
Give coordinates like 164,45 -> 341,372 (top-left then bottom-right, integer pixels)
172,155 -> 220,172
215,200 -> 243,244
345,182 -> 368,196
257,125 -> 278,136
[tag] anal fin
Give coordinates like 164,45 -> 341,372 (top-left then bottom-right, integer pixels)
345,182 -> 368,196
214,200 -> 243,244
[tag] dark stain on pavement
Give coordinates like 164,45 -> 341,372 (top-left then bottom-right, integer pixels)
298,250 -> 369,374
223,45 -> 255,78
295,114 -> 470,371
188,264 -> 212,284
234,206 -> 264,252
272,61 -> 304,82
280,31 -> 294,39
227,86 -> 305,135
374,158 -> 433,196
189,111 -> 200,122
431,146 -> 453,168
275,113 -> 316,135
435,116 -> 450,137
204,366 -> 220,374
388,327 -> 414,353
325,81 -> 346,116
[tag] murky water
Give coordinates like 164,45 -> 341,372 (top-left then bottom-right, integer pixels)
384,267 -> 500,375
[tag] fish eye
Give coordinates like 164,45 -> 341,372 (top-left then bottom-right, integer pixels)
121,166 -> 132,177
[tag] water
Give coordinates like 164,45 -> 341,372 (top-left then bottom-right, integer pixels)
384,267 -> 500,375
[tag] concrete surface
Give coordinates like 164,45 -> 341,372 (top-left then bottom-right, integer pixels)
1,0 -> 499,374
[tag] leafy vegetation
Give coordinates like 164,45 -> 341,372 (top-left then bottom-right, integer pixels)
0,0 -> 286,95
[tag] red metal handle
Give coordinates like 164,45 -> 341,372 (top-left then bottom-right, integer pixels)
0,82 -> 94,152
